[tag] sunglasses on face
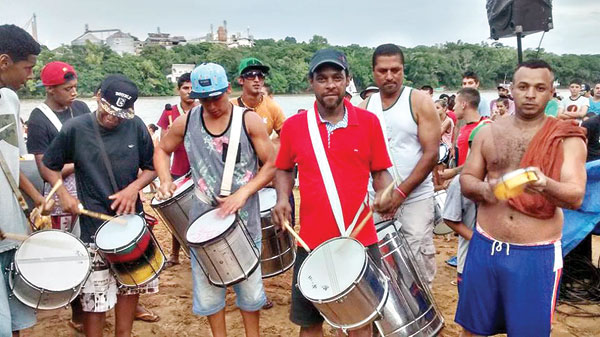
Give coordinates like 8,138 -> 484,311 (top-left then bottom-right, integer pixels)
242,70 -> 265,80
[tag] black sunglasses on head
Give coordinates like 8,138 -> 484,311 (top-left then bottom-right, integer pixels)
242,70 -> 265,80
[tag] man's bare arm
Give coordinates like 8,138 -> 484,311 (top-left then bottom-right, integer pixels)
154,115 -> 187,185
396,90 -> 440,196
272,169 -> 295,226
35,154 -> 74,181
460,127 -> 496,204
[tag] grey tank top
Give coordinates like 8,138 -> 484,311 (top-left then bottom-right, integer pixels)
184,105 -> 261,241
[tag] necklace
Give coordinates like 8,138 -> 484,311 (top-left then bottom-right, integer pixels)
239,94 -> 263,110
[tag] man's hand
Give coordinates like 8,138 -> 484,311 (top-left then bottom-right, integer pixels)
216,188 -> 250,217
373,188 -> 400,216
58,190 -> 81,215
440,168 -> 458,180
524,167 -> 548,194
271,199 -> 292,229
156,180 -> 176,200
108,185 -> 139,214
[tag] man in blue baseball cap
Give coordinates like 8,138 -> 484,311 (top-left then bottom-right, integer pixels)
153,62 -> 276,337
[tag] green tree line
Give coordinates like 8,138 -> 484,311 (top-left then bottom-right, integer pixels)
20,35 -> 600,97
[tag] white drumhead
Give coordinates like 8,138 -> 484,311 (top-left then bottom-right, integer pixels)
258,188 -> 277,213
438,144 -> 448,162
15,231 -> 90,291
187,209 -> 235,244
151,176 -> 193,205
95,214 -> 145,250
298,237 -> 366,300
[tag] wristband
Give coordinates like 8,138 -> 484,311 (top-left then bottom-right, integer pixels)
395,186 -> 407,199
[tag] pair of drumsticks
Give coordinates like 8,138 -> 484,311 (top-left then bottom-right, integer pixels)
283,180 -> 397,252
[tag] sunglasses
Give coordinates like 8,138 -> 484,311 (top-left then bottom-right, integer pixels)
242,70 -> 265,80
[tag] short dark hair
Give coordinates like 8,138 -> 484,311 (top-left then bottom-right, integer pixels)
0,24 -> 41,62
372,44 -> 404,68
177,72 -> 191,89
462,71 -> 479,83
148,123 -> 158,132
496,97 -> 509,107
514,59 -> 555,83
569,79 -> 581,86
457,87 -> 480,109
421,85 -> 433,94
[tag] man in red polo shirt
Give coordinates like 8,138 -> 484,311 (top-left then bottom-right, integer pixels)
156,72 -> 198,267
272,49 -> 397,337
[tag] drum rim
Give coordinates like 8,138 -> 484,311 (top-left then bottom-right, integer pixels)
95,214 -> 148,253
186,209 -> 239,246
297,236 -> 369,302
11,230 -> 91,301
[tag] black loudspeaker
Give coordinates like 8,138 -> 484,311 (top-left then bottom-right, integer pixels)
487,0 -> 553,40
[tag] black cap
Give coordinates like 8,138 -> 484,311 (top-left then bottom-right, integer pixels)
309,48 -> 348,76
99,74 -> 138,119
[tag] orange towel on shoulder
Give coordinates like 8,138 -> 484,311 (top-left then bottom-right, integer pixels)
508,117 -> 586,219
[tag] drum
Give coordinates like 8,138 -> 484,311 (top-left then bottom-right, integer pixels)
150,174 -> 194,254
374,220 -> 444,336
438,143 -> 449,165
9,230 -> 91,310
494,167 -> 539,200
258,187 -> 296,278
95,214 -> 165,287
297,237 -> 389,332
433,190 -> 453,235
186,209 -> 260,287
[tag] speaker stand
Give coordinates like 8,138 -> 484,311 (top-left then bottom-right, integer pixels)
515,26 -> 523,64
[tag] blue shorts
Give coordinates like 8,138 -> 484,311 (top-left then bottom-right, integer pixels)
0,249 -> 36,334
190,239 -> 266,316
455,230 -> 562,336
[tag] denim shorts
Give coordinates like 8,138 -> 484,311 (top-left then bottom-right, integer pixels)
190,239 -> 266,316
0,249 -> 36,334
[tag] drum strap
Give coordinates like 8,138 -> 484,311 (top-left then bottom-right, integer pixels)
91,113 -> 119,193
36,103 -> 63,132
307,107 -> 368,237
219,106 -> 244,197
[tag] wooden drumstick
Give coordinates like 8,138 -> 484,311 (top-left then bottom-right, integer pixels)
281,220 -> 310,252
381,179 -> 397,203
78,205 -> 127,224
44,179 -> 63,204
350,209 -> 373,239
0,230 -> 29,241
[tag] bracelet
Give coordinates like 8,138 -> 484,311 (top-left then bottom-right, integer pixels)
395,186 -> 407,199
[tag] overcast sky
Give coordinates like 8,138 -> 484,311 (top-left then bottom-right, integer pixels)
2,0 -> 598,55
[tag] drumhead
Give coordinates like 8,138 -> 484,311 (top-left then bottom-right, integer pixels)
186,208 -> 236,244
438,144 -> 449,163
95,214 -> 145,251
15,230 -> 90,291
151,175 -> 194,206
298,237 -> 365,301
258,188 -> 277,213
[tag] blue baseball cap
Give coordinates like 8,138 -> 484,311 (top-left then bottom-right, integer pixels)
190,63 -> 229,99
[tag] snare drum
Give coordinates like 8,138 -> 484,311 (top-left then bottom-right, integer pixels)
374,220 -> 444,336
186,209 -> 260,287
150,174 -> 194,254
298,237 -> 389,332
9,230 -> 91,310
95,214 -> 165,287
258,188 -> 296,278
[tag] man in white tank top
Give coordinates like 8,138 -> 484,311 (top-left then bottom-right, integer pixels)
360,44 -> 441,285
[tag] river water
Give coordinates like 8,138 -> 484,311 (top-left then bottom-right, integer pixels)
19,90 -> 513,125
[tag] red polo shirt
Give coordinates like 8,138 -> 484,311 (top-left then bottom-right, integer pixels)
276,100 -> 392,249
157,104 -> 190,176
457,117 -> 488,166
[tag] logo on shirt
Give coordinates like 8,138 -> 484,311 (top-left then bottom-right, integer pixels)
128,144 -> 135,148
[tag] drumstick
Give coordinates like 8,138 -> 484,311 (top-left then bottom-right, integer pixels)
350,209 -> 373,239
44,179 -> 63,204
0,231 -> 29,241
381,179 -> 397,203
281,220 -> 310,252
78,205 -> 127,224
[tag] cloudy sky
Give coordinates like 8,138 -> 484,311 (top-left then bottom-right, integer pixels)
2,0 -> 598,55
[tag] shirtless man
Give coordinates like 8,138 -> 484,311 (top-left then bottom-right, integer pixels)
457,60 -> 587,336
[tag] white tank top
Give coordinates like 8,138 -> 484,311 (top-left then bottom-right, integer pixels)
366,87 -> 433,203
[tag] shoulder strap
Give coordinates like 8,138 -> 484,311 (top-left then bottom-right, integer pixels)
37,103 -> 63,132
219,106 -> 245,196
90,113 -> 119,193
237,97 -> 245,108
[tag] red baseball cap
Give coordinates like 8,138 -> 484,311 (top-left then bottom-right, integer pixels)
40,61 -> 77,86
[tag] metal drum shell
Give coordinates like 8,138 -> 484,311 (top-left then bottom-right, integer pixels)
298,237 -> 389,331
260,211 -> 296,278
9,230 -> 91,310
188,212 -> 260,287
150,177 -> 195,254
374,221 -> 444,337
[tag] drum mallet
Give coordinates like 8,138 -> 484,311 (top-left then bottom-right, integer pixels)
78,205 -> 127,225
281,220 -> 311,252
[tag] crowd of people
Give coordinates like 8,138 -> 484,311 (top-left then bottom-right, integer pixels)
1,23 -> 599,337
